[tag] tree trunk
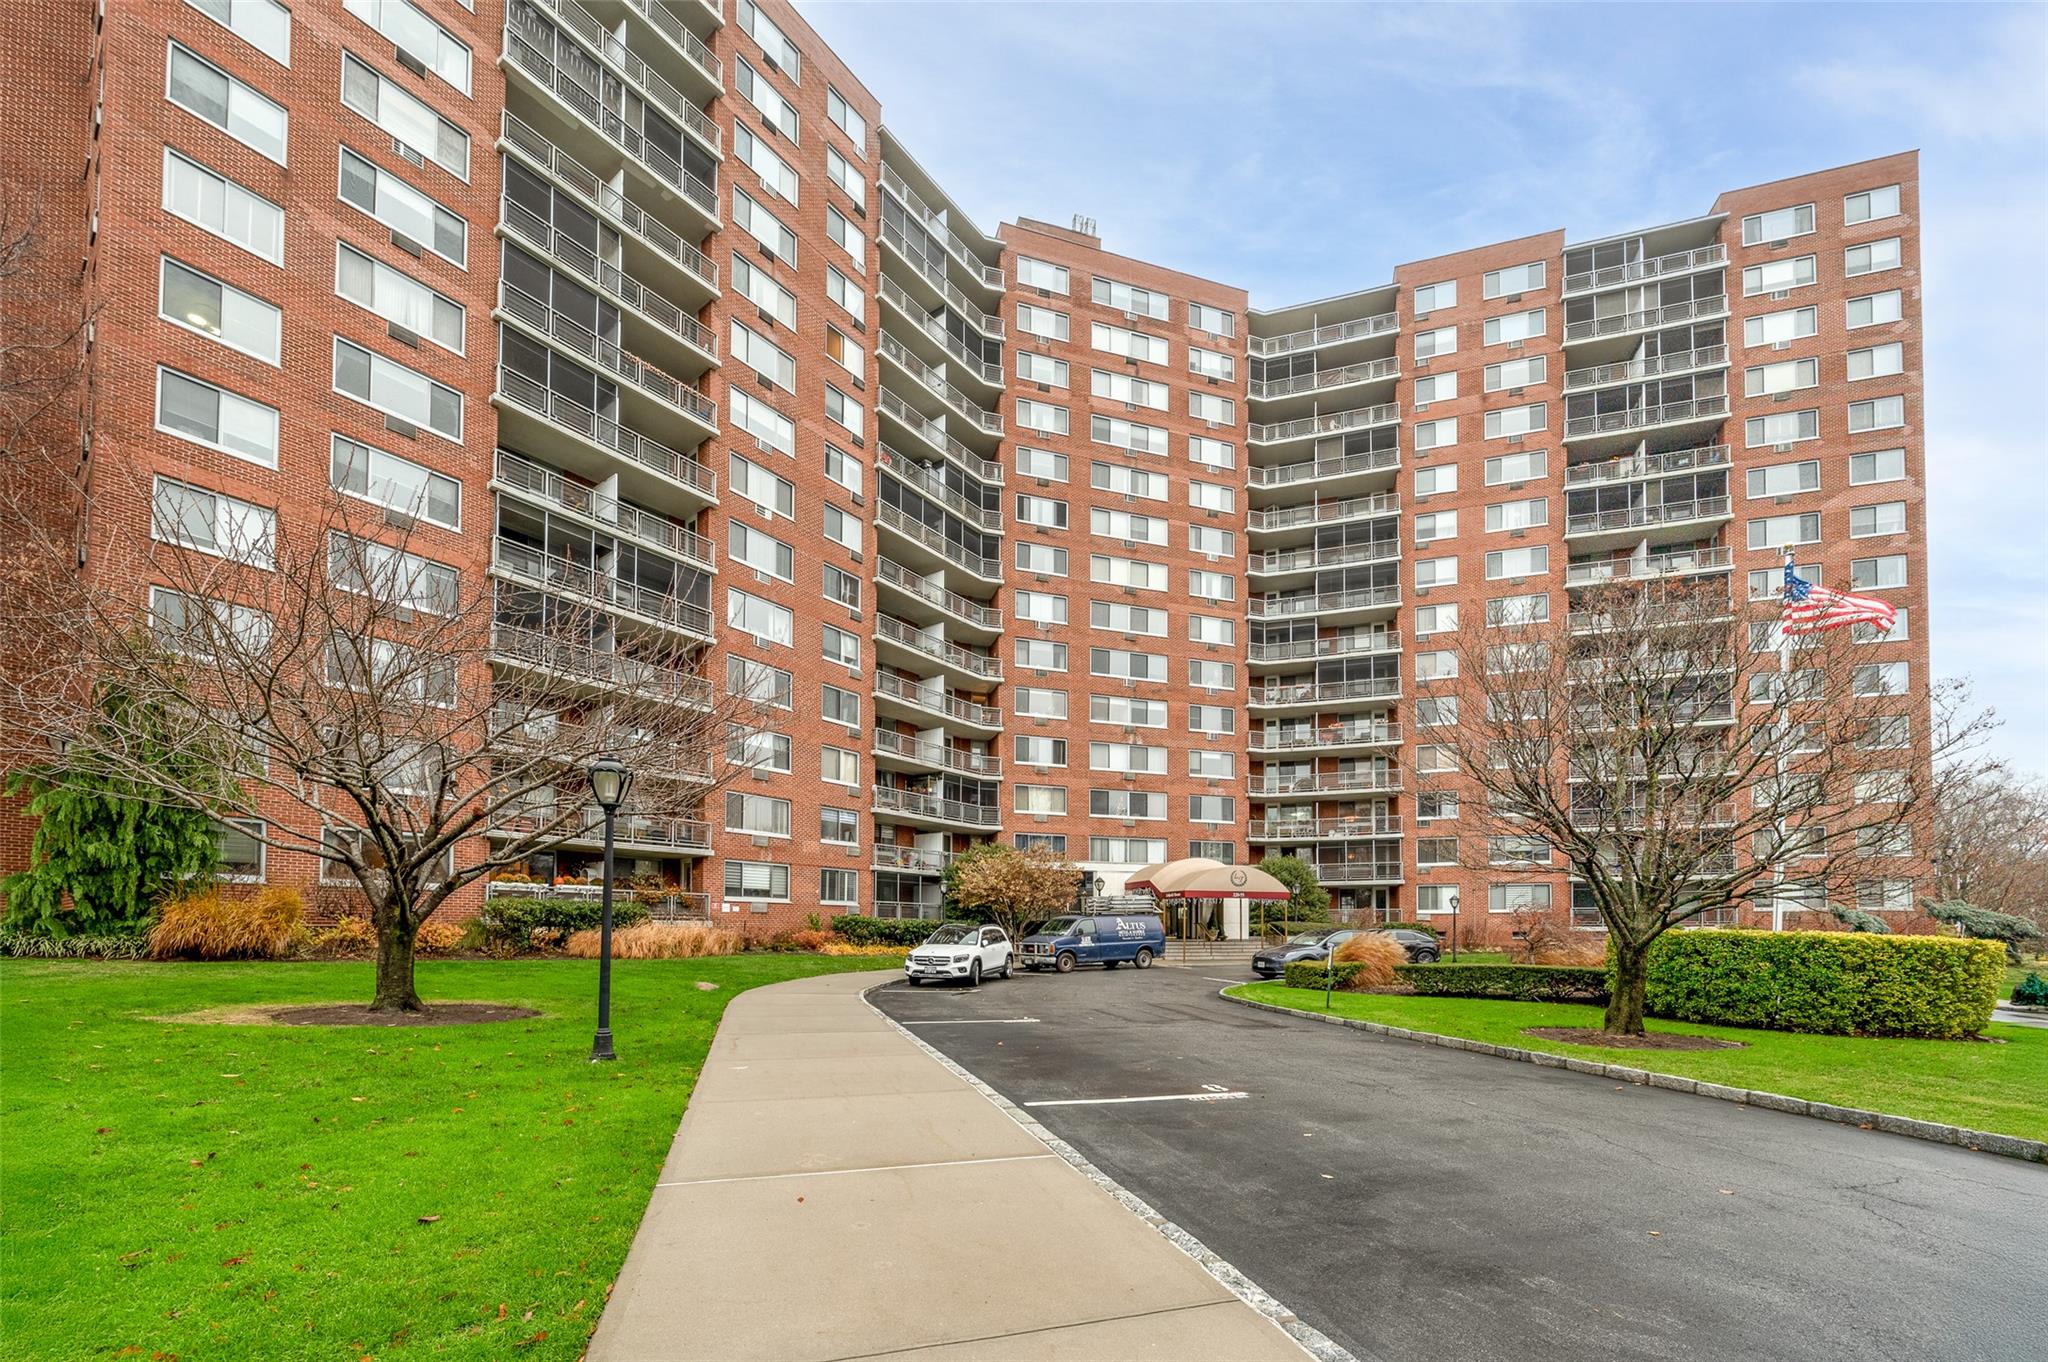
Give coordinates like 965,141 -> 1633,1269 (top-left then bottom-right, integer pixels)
1604,942 -> 1649,1036
370,915 -> 424,1012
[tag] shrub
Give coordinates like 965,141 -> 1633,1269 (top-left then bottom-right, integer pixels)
563,921 -> 741,959
1282,959 -> 1363,990
478,896 -> 649,949
1396,962 -> 1611,1002
415,919 -> 466,954
1922,899 -> 2044,964
763,928 -> 841,953
0,931 -> 150,959
149,887 -> 303,961
1257,855 -> 1330,924
1643,929 -> 2005,1038
2013,973 -> 2048,1007
831,914 -> 963,947
305,914 -> 378,958
1330,932 -> 1405,989
1503,912 -> 1604,966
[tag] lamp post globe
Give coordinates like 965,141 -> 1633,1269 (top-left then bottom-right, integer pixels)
588,755 -> 632,1063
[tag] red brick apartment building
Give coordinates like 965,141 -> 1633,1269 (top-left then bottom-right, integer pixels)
1,0 -> 1929,940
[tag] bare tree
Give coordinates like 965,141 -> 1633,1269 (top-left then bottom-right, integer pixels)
1934,770 -> 2048,935
3,462 -> 765,1011
1426,580 -> 1926,1035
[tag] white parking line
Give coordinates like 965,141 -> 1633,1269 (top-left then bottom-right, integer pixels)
897,1017 -> 1041,1026
1024,1090 -> 1250,1108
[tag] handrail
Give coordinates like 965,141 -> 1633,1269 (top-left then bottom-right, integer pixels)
493,803 -> 711,850
617,0 -> 721,87
497,280 -> 717,426
875,557 -> 1001,629
872,726 -> 1002,777
1249,446 -> 1400,488
1248,770 -> 1403,796
1250,677 -> 1401,706
1313,862 -> 1407,883
1563,495 -> 1732,536
875,502 -> 1002,580
1565,443 -> 1729,486
1248,632 -> 1401,663
499,196 -> 717,357
1250,724 -> 1401,751
877,331 -> 1003,433
1564,546 -> 1733,586
493,449 -> 714,568
489,623 -> 712,706
1250,541 -> 1400,574
499,112 -> 715,290
1248,587 -> 1401,621
1247,816 -> 1403,839
1564,344 -> 1727,390
529,0 -> 720,155
875,445 -> 1002,530
1250,403 -> 1400,444
1249,310 -> 1399,358
1565,395 -> 1729,439
875,614 -> 1001,679
873,785 -> 1002,827
1248,493 -> 1400,532
878,163 -> 1004,289
872,670 -> 1000,728
876,387 -> 1002,483
1564,295 -> 1728,343
878,276 -> 1004,386
1563,243 -> 1725,295
872,845 -> 956,874
879,218 -> 1004,337
493,366 -> 717,498
492,536 -> 714,638
1249,357 -> 1400,401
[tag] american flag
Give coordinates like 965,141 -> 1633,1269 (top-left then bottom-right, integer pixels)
1781,561 -> 1896,635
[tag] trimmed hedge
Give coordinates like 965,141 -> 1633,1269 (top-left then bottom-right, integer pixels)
2014,973 -> 2048,1007
830,914 -> 975,947
479,896 -> 649,947
1282,960 -> 1365,990
1644,929 -> 2004,1038
1397,962 -> 1610,1002
0,931 -> 151,960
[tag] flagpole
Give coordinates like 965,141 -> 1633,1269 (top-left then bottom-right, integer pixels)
1772,548 -> 1795,933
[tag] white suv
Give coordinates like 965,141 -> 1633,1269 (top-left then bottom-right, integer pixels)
905,924 -> 1012,986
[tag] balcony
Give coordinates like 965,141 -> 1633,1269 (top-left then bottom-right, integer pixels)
1249,310 -> 1399,358
1565,443 -> 1730,487
1564,344 -> 1728,391
877,387 -> 1003,485
1250,724 -> 1401,754
873,670 -> 1001,731
877,331 -> 1003,438
1247,586 -> 1401,624
1565,395 -> 1729,442
1563,296 -> 1729,344
1314,861 -> 1407,885
876,502 -> 1002,582
1250,540 -> 1399,576
1563,243 -> 1726,296
1249,632 -> 1400,666
616,0 -> 721,97
491,537 -> 714,643
1250,677 -> 1401,710
1247,816 -> 1403,842
491,708 -> 713,783
493,449 -> 715,571
1565,545 -> 1734,587
1563,495 -> 1732,540
872,727 -> 1002,779
490,623 -> 712,706
873,785 -> 1002,830
875,614 -> 1002,682
875,557 -> 1001,635
496,281 -> 718,436
485,877 -> 712,918
875,446 -> 1001,533
880,218 -> 1004,339
1249,769 -> 1403,799
879,163 -> 1004,292
500,113 -> 717,299
1248,494 -> 1400,536
1249,357 -> 1400,402
526,0 -> 720,157
1570,803 -> 1735,831
493,366 -> 717,512
491,803 -> 711,853
878,276 -> 1004,391
872,844 -> 957,876
1250,403 -> 1400,445
1249,446 -> 1399,494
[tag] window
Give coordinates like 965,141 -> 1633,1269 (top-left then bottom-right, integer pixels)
1015,590 -> 1068,624
1741,203 -> 1815,244
1188,659 -> 1235,690
1090,694 -> 1165,727
735,58 -> 799,140
1018,352 -> 1068,386
1414,886 -> 1457,916
1743,305 -> 1817,349
826,206 -> 865,268
1090,837 -> 1167,864
724,860 -> 790,902
730,452 -> 794,518
1189,749 -> 1235,779
1092,276 -> 1169,319
1091,554 -> 1166,591
1485,546 -> 1548,579
1015,684 -> 1068,716
1484,262 -> 1545,298
151,477 -> 274,566
733,124 -> 799,203
1749,563 -> 1820,600
1483,308 -> 1546,345
727,320 -> 796,392
1855,771 -> 1909,804
1092,416 -> 1169,456
1854,607 -> 1910,644
1488,883 -> 1553,913
1017,446 -> 1067,482
211,818 -> 266,882
1856,879 -> 1913,913
1850,448 -> 1906,486
1092,321 -> 1167,364
343,0 -> 469,92
1415,650 -> 1457,682
1017,257 -> 1068,293
1414,557 -> 1457,588
822,623 -> 859,668
162,149 -> 283,263
1092,508 -> 1167,545
1415,510 -> 1457,542
1090,647 -> 1165,683
333,337 -> 461,439
826,86 -> 866,149
1414,280 -> 1456,312
1745,408 -> 1819,447
1415,465 -> 1458,497
1483,355 -> 1546,392
1848,396 -> 1906,433
1188,391 -> 1235,424
1848,342 -> 1905,382
1189,436 -> 1236,470
1189,795 -> 1236,823
1016,399 -> 1069,435
820,746 -> 859,786
1188,569 -> 1235,601
729,656 -> 793,708
1742,255 -> 1817,296
729,389 -> 796,457
823,563 -> 860,609
189,0 -> 292,64
733,188 -> 796,264
1744,357 -> 1818,397
1188,346 -> 1234,380
1188,524 -> 1234,556
1414,603 -> 1458,636
1851,555 -> 1908,590
340,53 -> 467,178
729,727 -> 792,774
1413,418 -> 1456,452
330,434 -> 458,528
1850,502 -> 1907,538
160,258 -> 281,364
1015,640 -> 1070,677
1748,513 -> 1821,550
1189,302 -> 1235,335
1091,368 -> 1168,410
824,445 -> 864,498
1413,372 -> 1458,405
338,147 -> 465,264
1417,792 -> 1459,821
1859,715 -> 1912,752
1846,289 -> 1903,328
1015,735 -> 1067,766
1189,480 -> 1235,513
1414,324 -> 1457,359
819,869 -> 858,907
326,534 -> 457,616
1853,661 -> 1909,697
736,0 -> 800,76
711,257 -> 791,332
725,791 -> 791,838
1012,545 -> 1066,582
1485,498 -> 1547,532
1416,697 -> 1457,727
729,522 -> 793,580
166,41 -> 287,163
825,147 -> 864,206
727,588 -> 794,645
1415,838 -> 1458,869
335,242 -> 463,352
1747,460 -> 1820,499
1090,741 -> 1164,773
1091,601 -> 1166,636
156,367 -> 278,467
1188,704 -> 1235,735
1015,783 -> 1067,815
822,504 -> 861,554
1486,593 -> 1549,626
1844,238 -> 1902,277
1484,402 -> 1547,439
1014,494 -> 1066,530
1017,303 -> 1069,341
1844,184 -> 1901,225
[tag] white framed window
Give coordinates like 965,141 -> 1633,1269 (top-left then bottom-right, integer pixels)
1413,372 -> 1458,404
162,148 -> 283,264
1414,603 -> 1458,636
155,367 -> 278,467
1189,391 -> 1236,424
1482,307 -> 1545,345
211,817 -> 267,882
1090,693 -> 1166,728
189,0 -> 293,65
1483,450 -> 1547,485
1015,590 -> 1068,624
1188,480 -> 1235,513
331,433 -> 459,529
1092,276 -> 1169,319
1483,355 -> 1545,392
733,187 -> 797,266
825,264 -> 863,320
1188,346 -> 1234,380
1188,301 -> 1235,335
730,319 -> 796,391
730,451 -> 794,517
1745,408 -> 1819,447
1189,748 -> 1236,779
1188,794 -> 1236,823
1414,556 -> 1458,588
734,58 -> 799,140
1742,255 -> 1816,296
1091,368 -> 1168,410
731,389 -> 795,455
343,0 -> 470,93
151,477 -> 275,566
1016,542 -> 1067,576
1741,203 -> 1815,244
826,205 -> 865,269
1016,784 -> 1069,815
1188,436 -> 1236,470
1484,402 -> 1547,439
166,41 -> 287,163
149,586 -> 271,657
822,563 -> 860,609
1415,464 -> 1458,497
824,444 -> 863,497
1748,512 -> 1821,550
338,147 -> 465,265
732,124 -> 799,204
728,588 -> 794,645
724,860 -> 790,902
1844,238 -> 1902,277
826,85 -> 866,150
1091,415 -> 1169,456
1017,446 -> 1068,481
1413,417 -> 1456,452
1853,608 -> 1910,644
1017,257 -> 1068,293
1414,324 -> 1457,359
1089,838 -> 1168,865
1188,659 -> 1235,690
1485,498 -> 1547,531
1091,554 -> 1166,591
1484,262 -> 1545,298
1485,545 -> 1548,579
1090,462 -> 1166,500
1188,524 -> 1234,556
1018,303 -> 1069,341
1092,320 -> 1167,363
1844,185 -> 1901,225
736,0 -> 801,77
819,868 -> 858,907
160,257 -> 281,364
1847,342 -> 1905,382
1188,569 -> 1235,601
725,791 -> 791,838
340,52 -> 467,178
1414,280 -> 1456,313
1015,734 -> 1067,766
1488,884 -> 1553,914
822,623 -> 859,668
1853,661 -> 1909,697
1188,703 -> 1236,735
1485,592 -> 1549,626
326,534 -> 458,614
335,242 -> 463,352
729,656 -> 794,708
332,336 -> 460,439
1018,352 -> 1068,387
825,147 -> 863,204
1744,304 -> 1817,348
730,521 -> 794,580
1744,357 -> 1818,397
1415,510 -> 1457,542
1746,460 -> 1820,499
1415,650 -> 1457,682
1846,289 -> 1903,329
1849,501 -> 1907,538
1848,395 -> 1906,433
1016,494 -> 1068,529
1189,613 -> 1235,646
1016,398 -> 1069,435
1015,683 -> 1068,716
1749,563 -> 1821,600
1089,646 -> 1166,683
1849,448 -> 1906,486
1416,697 -> 1457,728
729,727 -> 793,774
825,326 -> 863,381
1091,508 -> 1168,545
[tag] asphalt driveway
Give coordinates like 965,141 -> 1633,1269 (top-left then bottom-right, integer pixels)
872,966 -> 2045,1362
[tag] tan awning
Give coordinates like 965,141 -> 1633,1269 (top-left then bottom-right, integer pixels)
1127,858 -> 1291,902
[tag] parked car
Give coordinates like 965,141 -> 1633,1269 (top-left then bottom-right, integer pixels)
1250,926 -> 1440,978
1019,913 -> 1165,973
905,923 -> 1012,986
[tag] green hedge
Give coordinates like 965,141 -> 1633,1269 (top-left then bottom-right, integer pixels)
1396,962 -> 1610,1001
478,896 -> 649,947
1644,929 -> 2004,1038
2014,973 -> 2048,1007
831,914 -> 974,946
0,931 -> 151,959
1260,919 -> 1438,939
1282,960 -> 1364,989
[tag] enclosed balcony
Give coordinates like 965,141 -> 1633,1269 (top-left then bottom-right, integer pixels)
1249,539 -> 1399,580
880,218 -> 1004,340
1249,403 -> 1400,447
1564,443 -> 1730,488
1248,443 -> 1400,503
876,500 -> 1003,584
1249,631 -> 1401,668
1564,544 -> 1734,588
878,275 -> 1005,395
877,387 -> 1004,486
879,162 -> 1004,295
492,365 -> 717,517
523,0 -> 721,159
491,803 -> 710,854
489,536 -> 714,644
1249,676 -> 1402,713
489,622 -> 713,707
615,0 -> 722,103
1563,241 -> 1726,297
1247,492 -> 1400,539
877,332 -> 1004,445
1248,356 -> 1400,420
1563,471 -> 1733,550
495,282 -> 717,440
1247,584 -> 1402,626
1248,768 -> 1403,799
871,844 -> 958,876
877,445 -> 1002,532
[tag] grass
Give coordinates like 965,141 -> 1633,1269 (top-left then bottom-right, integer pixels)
1231,983 -> 2048,1143
0,955 -> 893,1360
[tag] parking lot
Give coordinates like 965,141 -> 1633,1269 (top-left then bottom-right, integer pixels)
871,966 -> 2044,1362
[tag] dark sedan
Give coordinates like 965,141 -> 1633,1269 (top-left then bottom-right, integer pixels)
1250,926 -> 1440,978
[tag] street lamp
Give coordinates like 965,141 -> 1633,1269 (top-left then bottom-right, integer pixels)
1446,892 -> 1460,964
587,754 -> 632,1064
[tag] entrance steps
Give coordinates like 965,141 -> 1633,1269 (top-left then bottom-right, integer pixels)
1160,940 -> 1263,968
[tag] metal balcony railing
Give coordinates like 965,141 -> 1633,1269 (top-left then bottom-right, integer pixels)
1248,587 -> 1401,622
1565,545 -> 1734,587
1564,296 -> 1728,343
493,366 -> 717,499
1565,395 -> 1729,439
1249,632 -> 1401,663
1564,344 -> 1728,391
1565,443 -> 1730,487
1249,357 -> 1400,401
1249,310 -> 1399,357
1563,243 -> 1726,295
877,331 -> 1003,434
1250,403 -> 1400,444
1250,724 -> 1401,752
491,707 -> 713,782
879,219 -> 1004,337
875,558 -> 1001,629
878,163 -> 1004,290
1249,446 -> 1399,488
1249,769 -> 1403,797
875,445 -> 1002,531
871,844 -> 956,874
875,615 -> 1001,679
527,0 -> 720,155
490,623 -> 712,705
1248,493 -> 1400,533
1250,541 -> 1400,574
878,276 -> 1004,387
1250,678 -> 1401,707
876,387 -> 1002,483
494,450 -> 714,570
872,671 -> 1000,728
485,878 -> 712,918
497,281 -> 717,427
876,502 -> 1002,580
873,785 -> 1002,827
500,114 -> 716,292
499,197 -> 717,359
617,0 -> 721,88
494,803 -> 711,851
1563,495 -> 1732,537
872,727 -> 1002,778
492,537 -> 714,640
1247,816 -> 1404,840
1314,862 -> 1407,884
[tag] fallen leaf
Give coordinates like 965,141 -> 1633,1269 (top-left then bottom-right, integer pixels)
97,1127 -> 113,1135
1647,1231 -> 1661,1237
221,1255 -> 248,1267
418,1215 -> 441,1225
1319,1173 -> 1334,1180
1718,1189 -> 1734,1196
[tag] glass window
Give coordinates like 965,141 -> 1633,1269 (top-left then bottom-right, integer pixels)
729,389 -> 796,456
1747,460 -> 1821,498
1188,302 -> 1234,335
725,791 -> 792,838
730,452 -> 794,517
730,521 -> 794,580
1844,185 -> 1901,225
161,148 -> 283,263
1844,238 -> 1902,277
166,41 -> 287,163
730,319 -> 796,391
826,86 -> 866,150
723,860 -> 790,901
820,869 -> 858,906
733,187 -> 796,264
737,0 -> 801,77
1745,409 -> 1820,447
1849,448 -> 1906,486
1482,308 -> 1546,345
160,257 -> 281,364
1849,502 -> 1907,537
1742,256 -> 1817,296
326,534 -> 458,614
342,0 -> 469,92
1091,276 -> 1169,319
156,367 -> 278,467
1414,280 -> 1456,312
340,52 -> 467,178
335,242 -> 463,352
1847,342 -> 1905,382
735,58 -> 798,140
1414,324 -> 1456,359
1744,305 -> 1817,348
332,337 -> 461,439
733,124 -> 799,204
727,588 -> 794,645
1017,257 -> 1068,293
330,433 -> 459,528
1484,402 -> 1547,439
1847,290 -> 1903,328
150,477 -> 275,566
337,147 -> 465,265
1848,396 -> 1906,433
1741,203 -> 1815,244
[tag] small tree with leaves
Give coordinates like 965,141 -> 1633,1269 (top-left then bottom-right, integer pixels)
1255,854 -> 1331,935
944,843 -> 1081,941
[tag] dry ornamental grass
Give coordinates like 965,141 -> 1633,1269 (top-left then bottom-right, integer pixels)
563,921 -> 743,959
148,887 -> 303,960
1330,931 -> 1407,989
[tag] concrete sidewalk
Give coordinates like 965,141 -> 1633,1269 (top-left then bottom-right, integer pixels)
587,971 -> 1311,1361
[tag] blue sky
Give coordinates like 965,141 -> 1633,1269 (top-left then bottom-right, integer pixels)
805,0 -> 2048,775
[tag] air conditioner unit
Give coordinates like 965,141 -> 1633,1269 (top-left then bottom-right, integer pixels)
1509,387 -> 1524,397
389,229 -> 423,258
1770,290 -> 1790,301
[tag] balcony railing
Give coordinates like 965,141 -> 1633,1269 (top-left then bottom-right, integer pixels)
875,558 -> 1001,630
1249,310 -> 1399,357
878,163 -> 1004,290
1315,861 -> 1407,884
493,450 -> 714,570
873,785 -> 1002,828
1249,357 -> 1400,401
1563,243 -> 1726,295
485,877 -> 712,918
872,727 -> 1002,778
491,707 -> 713,782
492,803 -> 711,851
500,113 -> 716,292
873,671 -> 1000,728
497,282 -> 717,428
1250,678 -> 1401,707
1565,395 -> 1729,440
618,0 -> 721,88
493,366 -> 717,499
1250,724 -> 1401,752
875,615 -> 1001,680
1250,403 -> 1400,444
1564,344 -> 1727,391
1563,495 -> 1732,537
876,445 -> 1001,531
1249,632 -> 1401,664
499,197 -> 716,360
876,502 -> 1002,580
878,276 -> 1004,387
876,387 -> 1002,483
872,844 -> 957,875
1248,587 -> 1401,622
1250,541 -> 1400,574
1247,493 -> 1400,533
1247,817 -> 1403,840
880,218 -> 1003,337
1249,769 -> 1402,797
1249,446 -> 1400,489
528,0 -> 720,155
1565,545 -> 1734,586
490,623 -> 712,705
1565,443 -> 1730,487
877,332 -> 1002,434
1570,803 -> 1736,830
492,537 -> 714,640
1564,296 -> 1728,343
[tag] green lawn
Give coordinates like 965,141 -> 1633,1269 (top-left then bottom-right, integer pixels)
1231,983 -> 2048,1143
0,956 -> 892,1360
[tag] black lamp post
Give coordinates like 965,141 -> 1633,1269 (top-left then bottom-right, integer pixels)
588,754 -> 632,1063
1447,891 -> 1460,964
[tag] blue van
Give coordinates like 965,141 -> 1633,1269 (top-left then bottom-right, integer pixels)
1019,914 -> 1166,973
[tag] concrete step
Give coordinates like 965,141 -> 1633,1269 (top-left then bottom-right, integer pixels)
1161,941 -> 1264,965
